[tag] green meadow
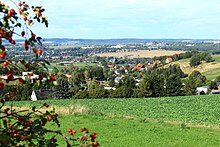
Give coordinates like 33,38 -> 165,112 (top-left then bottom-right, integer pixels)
9,95 -> 220,146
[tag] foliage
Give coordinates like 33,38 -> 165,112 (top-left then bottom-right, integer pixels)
0,0 -> 99,146
0,101 -> 99,146
190,52 -> 214,67
183,75 -> 197,95
190,70 -> 207,87
189,54 -> 201,67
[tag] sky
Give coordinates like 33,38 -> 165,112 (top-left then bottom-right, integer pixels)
5,0 -> 220,39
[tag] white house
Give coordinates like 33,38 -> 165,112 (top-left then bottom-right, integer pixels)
31,90 -> 54,101
196,86 -> 208,94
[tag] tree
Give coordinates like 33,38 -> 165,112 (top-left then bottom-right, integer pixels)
190,70 -> 207,87
117,75 -> 136,98
190,54 -> 201,67
54,77 -> 72,99
133,75 -> 152,98
183,75 -> 197,95
200,52 -> 213,62
208,81 -> 218,93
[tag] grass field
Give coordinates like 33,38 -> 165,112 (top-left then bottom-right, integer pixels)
170,55 -> 220,80
49,62 -> 99,71
8,95 -> 220,146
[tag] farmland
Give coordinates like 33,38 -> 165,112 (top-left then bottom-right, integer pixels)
8,95 -> 220,146
94,50 -> 185,58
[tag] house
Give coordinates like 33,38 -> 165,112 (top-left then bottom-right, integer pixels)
165,58 -> 173,64
136,63 -> 145,70
31,90 -> 54,101
210,89 -> 220,94
22,72 -> 46,83
196,86 -> 208,95
152,60 -> 161,65
132,63 -> 145,70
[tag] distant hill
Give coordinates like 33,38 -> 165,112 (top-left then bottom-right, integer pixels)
42,38 -> 220,45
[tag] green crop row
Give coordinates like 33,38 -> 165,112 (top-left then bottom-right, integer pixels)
8,94 -> 220,125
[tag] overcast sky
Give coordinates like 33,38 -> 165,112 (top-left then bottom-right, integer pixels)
6,0 -> 220,39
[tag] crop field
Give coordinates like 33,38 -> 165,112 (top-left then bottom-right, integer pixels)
8,95 -> 220,146
49,62 -> 98,71
95,50 -> 185,58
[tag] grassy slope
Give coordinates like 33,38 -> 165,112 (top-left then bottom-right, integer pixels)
203,55 -> 220,79
171,55 -> 220,80
9,95 -> 220,146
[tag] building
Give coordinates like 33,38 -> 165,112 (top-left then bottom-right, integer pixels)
31,90 -> 54,101
165,58 -> 173,64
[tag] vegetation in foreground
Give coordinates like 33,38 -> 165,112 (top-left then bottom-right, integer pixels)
9,94 -> 220,146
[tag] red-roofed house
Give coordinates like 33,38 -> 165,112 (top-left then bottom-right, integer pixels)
165,58 -> 173,63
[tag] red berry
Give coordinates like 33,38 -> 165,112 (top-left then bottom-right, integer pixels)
47,116 -> 52,121
80,128 -> 83,132
7,74 -> 14,81
68,128 -> 73,135
23,16 -> 27,21
10,9 -> 15,15
3,61 -> 8,67
43,103 -> 49,107
31,34 -> 36,40
0,51 -> 6,59
8,12 -> 12,17
18,2 -> 22,7
0,99 -> 5,104
37,11 -> 42,17
42,118 -> 47,126
10,40 -> 15,44
81,136 -> 87,141
50,74 -> 55,81
73,130 -> 77,134
29,72 -> 33,76
8,69 -> 13,74
0,82 -> 4,90
24,41 -> 29,50
19,9 -> 23,15
0,29 -> 5,36
21,31 -> 25,37
37,49 -> 42,55
18,78 -> 25,83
